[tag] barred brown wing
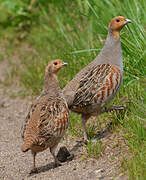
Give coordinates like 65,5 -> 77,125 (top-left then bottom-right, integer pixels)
71,64 -> 122,110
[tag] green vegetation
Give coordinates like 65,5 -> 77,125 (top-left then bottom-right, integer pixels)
0,0 -> 145,179
86,140 -> 105,159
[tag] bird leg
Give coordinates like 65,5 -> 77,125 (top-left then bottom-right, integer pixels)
50,146 -> 61,167
101,105 -> 125,113
30,151 -> 38,174
82,114 -> 90,144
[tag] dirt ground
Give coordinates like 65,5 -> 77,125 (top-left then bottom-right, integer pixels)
0,60 -> 128,180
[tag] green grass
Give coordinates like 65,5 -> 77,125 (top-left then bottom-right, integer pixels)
122,100 -> 146,179
86,140 -> 105,159
0,0 -> 145,179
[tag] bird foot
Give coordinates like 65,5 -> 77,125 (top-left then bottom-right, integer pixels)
76,137 -> 89,145
83,138 -> 89,145
102,105 -> 125,113
29,167 -> 38,174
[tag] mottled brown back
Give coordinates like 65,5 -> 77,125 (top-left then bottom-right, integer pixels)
21,94 -> 69,152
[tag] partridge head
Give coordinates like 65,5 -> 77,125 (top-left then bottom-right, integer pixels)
43,59 -> 67,93
108,16 -> 131,38
45,59 -> 68,74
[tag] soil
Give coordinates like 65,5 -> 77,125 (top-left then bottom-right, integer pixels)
0,59 -> 128,180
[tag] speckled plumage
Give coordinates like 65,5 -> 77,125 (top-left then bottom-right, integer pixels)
22,96 -> 69,151
63,16 -> 131,142
70,64 -> 122,114
21,59 -> 69,173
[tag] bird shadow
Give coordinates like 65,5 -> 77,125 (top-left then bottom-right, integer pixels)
28,162 -> 58,176
38,162 -> 57,173
28,153 -> 74,176
69,121 -> 114,154
28,122 -> 113,176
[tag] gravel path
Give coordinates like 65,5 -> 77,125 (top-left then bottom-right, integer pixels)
0,60 -> 128,180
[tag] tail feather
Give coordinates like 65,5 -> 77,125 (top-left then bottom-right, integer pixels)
21,143 -> 31,152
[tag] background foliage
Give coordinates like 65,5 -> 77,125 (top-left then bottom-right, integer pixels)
0,0 -> 145,179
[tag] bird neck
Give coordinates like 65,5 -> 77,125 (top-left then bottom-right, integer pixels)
43,72 -> 61,94
109,28 -> 121,39
94,29 -> 123,70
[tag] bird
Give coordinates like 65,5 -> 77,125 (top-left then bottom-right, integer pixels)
21,59 -> 69,173
63,16 -> 131,143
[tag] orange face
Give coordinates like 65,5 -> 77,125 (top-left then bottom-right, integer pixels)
46,59 -> 67,73
108,16 -> 131,31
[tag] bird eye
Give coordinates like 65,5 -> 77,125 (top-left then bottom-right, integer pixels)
116,19 -> 120,22
54,62 -> 58,65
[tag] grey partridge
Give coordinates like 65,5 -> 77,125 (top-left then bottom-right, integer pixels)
21,59 -> 69,173
63,16 -> 131,143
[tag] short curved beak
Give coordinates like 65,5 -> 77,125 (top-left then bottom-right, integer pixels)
62,62 -> 68,66
125,18 -> 132,24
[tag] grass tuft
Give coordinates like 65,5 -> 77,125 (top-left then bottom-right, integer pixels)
86,140 -> 105,159
0,0 -> 145,179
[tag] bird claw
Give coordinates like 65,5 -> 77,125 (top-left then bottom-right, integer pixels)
111,105 -> 125,110
76,137 -> 89,145
102,105 -> 125,113
83,139 -> 89,145
29,167 -> 38,174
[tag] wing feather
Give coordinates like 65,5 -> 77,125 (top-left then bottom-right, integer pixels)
71,64 -> 121,110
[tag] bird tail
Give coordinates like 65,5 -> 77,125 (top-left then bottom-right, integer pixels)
21,143 -> 31,152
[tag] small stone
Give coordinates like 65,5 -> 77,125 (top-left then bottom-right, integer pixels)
56,146 -> 74,162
